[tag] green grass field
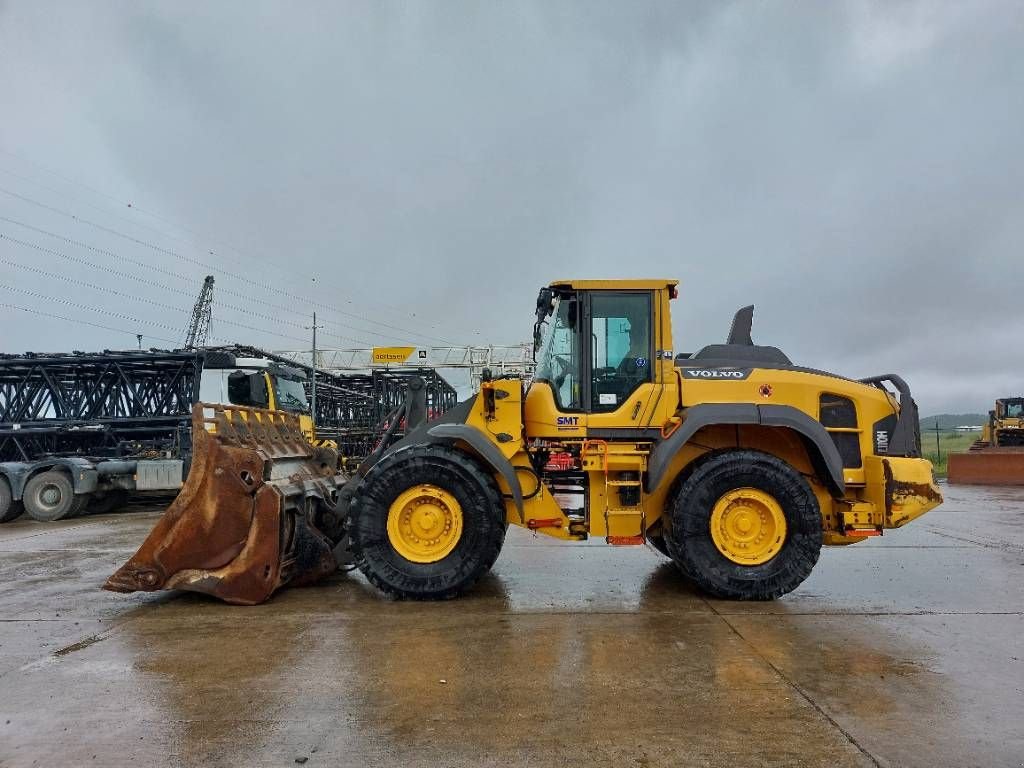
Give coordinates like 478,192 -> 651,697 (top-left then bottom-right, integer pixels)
921,431 -> 978,477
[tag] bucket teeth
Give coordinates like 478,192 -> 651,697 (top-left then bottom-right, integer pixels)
104,403 -> 349,605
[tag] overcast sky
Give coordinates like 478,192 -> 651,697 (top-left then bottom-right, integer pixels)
1,1 -> 1022,414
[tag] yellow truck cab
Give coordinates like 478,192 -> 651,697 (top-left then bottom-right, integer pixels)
198,353 -> 315,438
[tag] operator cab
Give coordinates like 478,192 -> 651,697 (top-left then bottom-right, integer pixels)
996,398 -> 1024,420
531,281 -> 674,416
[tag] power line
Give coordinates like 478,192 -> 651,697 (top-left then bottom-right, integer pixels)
0,301 -> 180,346
0,213 -> 191,284
0,158 -> 464,340
0,149 -> 462,335
0,214 -> 392,344
0,284 -> 185,334
0,251 -> 313,345
0,285 -> 262,350
0,184 -> 457,345
0,230 -> 369,344
0,163 -> 256,276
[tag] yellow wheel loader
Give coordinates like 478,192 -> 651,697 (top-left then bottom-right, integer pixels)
106,279 -> 942,604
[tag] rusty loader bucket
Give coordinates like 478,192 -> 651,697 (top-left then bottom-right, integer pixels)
104,404 -> 349,605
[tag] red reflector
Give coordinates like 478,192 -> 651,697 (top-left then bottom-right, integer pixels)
607,535 -> 644,546
845,527 -> 882,537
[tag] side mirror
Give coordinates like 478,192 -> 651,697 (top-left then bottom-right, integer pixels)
227,371 -> 269,407
535,286 -> 554,322
250,374 -> 269,407
533,287 -> 555,361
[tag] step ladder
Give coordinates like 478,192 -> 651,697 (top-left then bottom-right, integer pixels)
582,440 -> 647,545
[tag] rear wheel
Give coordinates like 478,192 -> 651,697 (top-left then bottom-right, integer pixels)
666,450 -> 822,600
351,445 -> 506,599
23,471 -> 87,522
0,478 -> 24,523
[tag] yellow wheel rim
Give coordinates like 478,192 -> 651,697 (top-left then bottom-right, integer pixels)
387,484 -> 463,563
709,487 -> 787,565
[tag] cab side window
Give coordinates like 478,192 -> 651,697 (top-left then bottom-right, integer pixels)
590,293 -> 652,412
534,298 -> 582,410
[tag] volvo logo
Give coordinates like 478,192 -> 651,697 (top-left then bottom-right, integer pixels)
681,368 -> 752,380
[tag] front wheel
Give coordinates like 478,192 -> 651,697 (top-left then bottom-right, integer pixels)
646,531 -> 671,558
350,445 -> 506,599
666,450 -> 822,600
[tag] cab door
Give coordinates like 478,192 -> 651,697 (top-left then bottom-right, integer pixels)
584,290 -> 662,434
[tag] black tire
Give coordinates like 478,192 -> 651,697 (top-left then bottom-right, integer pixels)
23,470 -> 88,522
0,478 -> 24,523
666,450 -> 822,600
647,532 -> 671,558
351,445 -> 506,600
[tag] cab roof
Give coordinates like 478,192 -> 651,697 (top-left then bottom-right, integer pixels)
549,279 -> 679,291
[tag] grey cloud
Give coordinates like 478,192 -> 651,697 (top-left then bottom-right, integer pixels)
1,0 -> 1022,413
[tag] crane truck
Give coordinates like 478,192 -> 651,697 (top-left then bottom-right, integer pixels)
0,349 -> 315,522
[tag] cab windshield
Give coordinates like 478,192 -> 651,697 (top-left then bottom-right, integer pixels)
533,296 -> 582,409
272,376 -> 310,413
1002,400 -> 1024,419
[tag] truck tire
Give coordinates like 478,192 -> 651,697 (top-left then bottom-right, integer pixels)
23,470 -> 88,522
0,478 -> 24,523
350,445 -> 506,600
666,450 -> 822,600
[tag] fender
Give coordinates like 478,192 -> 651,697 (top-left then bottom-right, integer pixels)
0,457 -> 98,500
645,403 -> 846,497
426,423 -> 525,522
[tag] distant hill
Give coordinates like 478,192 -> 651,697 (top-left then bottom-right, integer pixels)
920,413 -> 987,431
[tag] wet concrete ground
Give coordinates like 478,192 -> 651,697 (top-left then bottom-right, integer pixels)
0,483 -> 1021,767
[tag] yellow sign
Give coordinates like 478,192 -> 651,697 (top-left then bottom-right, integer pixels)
372,346 -> 415,365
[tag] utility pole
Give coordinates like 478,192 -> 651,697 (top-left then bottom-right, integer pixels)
136,334 -> 143,350
308,311 -> 321,428
934,422 -> 941,463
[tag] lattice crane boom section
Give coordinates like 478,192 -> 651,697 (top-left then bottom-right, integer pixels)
0,344 -> 462,464
183,275 -> 215,349
0,350 -> 203,462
